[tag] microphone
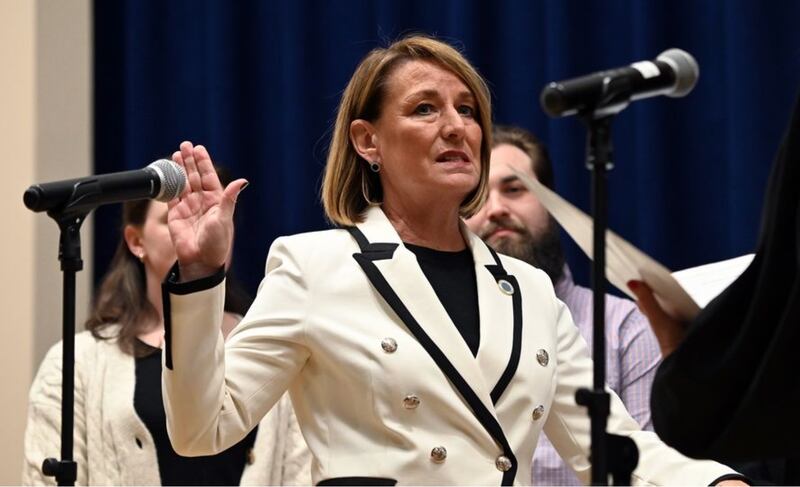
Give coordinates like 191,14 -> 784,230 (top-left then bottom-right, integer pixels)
540,48 -> 699,117
23,159 -> 187,213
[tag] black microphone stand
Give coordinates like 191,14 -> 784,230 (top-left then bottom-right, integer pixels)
24,162 -> 185,485
571,82 -> 639,486
38,206 -> 91,486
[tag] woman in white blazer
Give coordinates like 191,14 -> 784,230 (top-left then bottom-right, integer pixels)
161,35 -> 745,486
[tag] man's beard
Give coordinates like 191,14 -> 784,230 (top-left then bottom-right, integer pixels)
483,217 -> 566,284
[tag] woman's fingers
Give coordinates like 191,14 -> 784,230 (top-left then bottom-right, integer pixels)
219,178 -> 249,221
168,142 -> 236,271
194,144 -> 223,192
180,141 -> 203,194
170,150 -> 189,204
627,280 -> 667,322
171,150 -> 183,165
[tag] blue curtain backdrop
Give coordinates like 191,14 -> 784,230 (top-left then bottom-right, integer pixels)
93,0 -> 800,295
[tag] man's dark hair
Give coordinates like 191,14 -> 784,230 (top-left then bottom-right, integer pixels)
492,124 -> 555,190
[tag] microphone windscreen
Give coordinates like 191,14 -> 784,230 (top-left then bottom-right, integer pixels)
657,48 -> 699,97
149,159 -> 187,201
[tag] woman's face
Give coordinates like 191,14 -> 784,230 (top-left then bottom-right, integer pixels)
371,60 -> 482,208
135,202 -> 177,282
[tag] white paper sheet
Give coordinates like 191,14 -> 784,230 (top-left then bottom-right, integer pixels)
671,254 -> 754,308
511,167 -> 752,321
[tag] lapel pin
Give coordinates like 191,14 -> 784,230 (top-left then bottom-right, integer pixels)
498,279 -> 515,295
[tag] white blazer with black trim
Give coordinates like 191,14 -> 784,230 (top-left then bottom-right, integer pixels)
162,206 -> 736,486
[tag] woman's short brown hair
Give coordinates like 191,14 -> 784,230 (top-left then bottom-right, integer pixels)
321,35 -> 493,226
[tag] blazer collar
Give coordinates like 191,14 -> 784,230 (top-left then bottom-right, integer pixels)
356,205 -> 501,266
354,206 -> 403,244
354,206 -> 517,407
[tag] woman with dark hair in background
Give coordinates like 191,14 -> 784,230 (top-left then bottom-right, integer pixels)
23,183 -> 310,485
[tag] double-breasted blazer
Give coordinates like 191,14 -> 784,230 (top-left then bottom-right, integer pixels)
162,206 -> 735,485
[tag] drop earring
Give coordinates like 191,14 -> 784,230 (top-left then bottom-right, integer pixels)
361,170 -> 381,206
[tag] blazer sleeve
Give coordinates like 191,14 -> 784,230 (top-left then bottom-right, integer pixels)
22,341 -> 89,486
162,237 -> 312,457
543,300 -> 738,486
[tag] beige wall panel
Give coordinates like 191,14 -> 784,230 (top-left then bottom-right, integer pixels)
0,0 -> 92,483
0,0 -> 37,481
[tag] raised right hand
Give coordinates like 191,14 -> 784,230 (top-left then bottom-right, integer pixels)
167,141 -> 248,281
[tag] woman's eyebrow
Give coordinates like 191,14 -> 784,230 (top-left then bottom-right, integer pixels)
403,89 -> 440,103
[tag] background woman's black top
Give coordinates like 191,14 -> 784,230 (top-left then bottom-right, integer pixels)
134,340 -> 258,486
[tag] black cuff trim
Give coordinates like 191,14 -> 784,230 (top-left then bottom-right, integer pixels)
163,261 -> 225,295
160,261 -> 225,370
709,473 -> 752,486
317,477 -> 397,486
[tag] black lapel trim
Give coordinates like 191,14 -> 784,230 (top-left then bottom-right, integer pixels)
160,261 -> 225,370
483,246 -> 504,275
346,227 -> 518,485
484,247 -> 524,406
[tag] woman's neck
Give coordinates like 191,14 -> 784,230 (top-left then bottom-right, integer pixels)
138,273 -> 166,347
383,198 -> 466,251
146,272 -> 164,317
137,325 -> 164,348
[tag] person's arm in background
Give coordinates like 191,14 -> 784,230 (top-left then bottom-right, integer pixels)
616,308 -> 662,430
